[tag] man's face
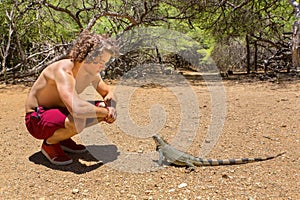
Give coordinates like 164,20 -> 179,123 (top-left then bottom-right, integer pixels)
84,48 -> 112,74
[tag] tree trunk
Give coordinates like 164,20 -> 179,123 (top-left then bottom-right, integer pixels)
292,20 -> 300,71
254,40 -> 258,72
246,34 -> 251,74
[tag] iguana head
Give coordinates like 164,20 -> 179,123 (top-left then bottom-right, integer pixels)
152,134 -> 167,151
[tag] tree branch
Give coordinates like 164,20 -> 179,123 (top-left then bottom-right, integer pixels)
1,6 -> 14,75
289,0 -> 300,18
85,11 -> 139,31
41,1 -> 83,29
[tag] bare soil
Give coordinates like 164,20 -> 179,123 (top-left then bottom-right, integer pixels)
0,77 -> 299,199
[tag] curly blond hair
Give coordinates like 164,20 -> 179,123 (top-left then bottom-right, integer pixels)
68,30 -> 119,63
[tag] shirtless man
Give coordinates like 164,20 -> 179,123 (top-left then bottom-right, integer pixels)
25,31 -> 119,165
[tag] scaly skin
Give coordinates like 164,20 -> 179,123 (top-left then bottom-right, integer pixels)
153,135 -> 285,170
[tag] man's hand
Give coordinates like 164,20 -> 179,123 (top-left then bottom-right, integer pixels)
103,92 -> 116,108
105,106 -> 117,123
96,101 -> 117,123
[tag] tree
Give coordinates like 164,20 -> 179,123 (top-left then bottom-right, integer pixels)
0,0 -> 298,82
191,1 -> 295,74
1,0 -> 202,81
289,0 -> 300,71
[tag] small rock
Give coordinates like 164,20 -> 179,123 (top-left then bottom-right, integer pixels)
222,174 -> 229,179
145,190 -> 152,194
72,189 -> 79,194
178,183 -> 188,188
222,174 -> 233,179
169,188 -> 175,192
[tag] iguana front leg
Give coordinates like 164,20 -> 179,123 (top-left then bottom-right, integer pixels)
158,149 -> 164,166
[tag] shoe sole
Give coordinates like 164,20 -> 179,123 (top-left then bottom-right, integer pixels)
41,148 -> 73,165
61,145 -> 88,154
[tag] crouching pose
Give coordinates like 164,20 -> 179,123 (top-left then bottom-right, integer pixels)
25,30 -> 119,165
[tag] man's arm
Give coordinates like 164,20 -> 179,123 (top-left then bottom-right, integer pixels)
92,76 -> 117,123
92,76 -> 117,108
55,67 -> 109,119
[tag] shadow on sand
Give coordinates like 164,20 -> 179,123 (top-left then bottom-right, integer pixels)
29,144 -> 119,174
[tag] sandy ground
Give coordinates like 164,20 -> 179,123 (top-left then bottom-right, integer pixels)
0,76 -> 299,199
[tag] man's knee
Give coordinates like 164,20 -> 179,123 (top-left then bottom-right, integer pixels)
65,118 -> 85,134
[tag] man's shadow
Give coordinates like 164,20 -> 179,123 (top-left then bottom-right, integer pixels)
29,144 -> 119,174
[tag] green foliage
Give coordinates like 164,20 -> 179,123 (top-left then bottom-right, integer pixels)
0,0 -> 297,80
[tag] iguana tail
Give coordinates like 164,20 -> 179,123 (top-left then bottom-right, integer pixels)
195,152 -> 285,166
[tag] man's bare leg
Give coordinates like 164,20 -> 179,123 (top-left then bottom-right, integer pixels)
46,116 -> 105,144
46,116 -> 81,144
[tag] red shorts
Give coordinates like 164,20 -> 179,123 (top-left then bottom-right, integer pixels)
25,101 -> 104,140
25,107 -> 69,140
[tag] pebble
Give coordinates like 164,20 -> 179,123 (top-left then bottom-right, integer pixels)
178,183 -> 188,188
72,189 -> 79,194
169,188 -> 175,192
221,174 -> 233,179
82,189 -> 89,195
144,190 -> 152,194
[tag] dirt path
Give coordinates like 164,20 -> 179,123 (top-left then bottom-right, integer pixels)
0,80 -> 299,199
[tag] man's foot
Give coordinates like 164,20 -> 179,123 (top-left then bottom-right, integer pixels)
41,141 -> 73,165
60,138 -> 87,153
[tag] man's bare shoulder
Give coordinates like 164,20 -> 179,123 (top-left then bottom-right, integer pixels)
43,59 -> 75,78
49,59 -> 74,71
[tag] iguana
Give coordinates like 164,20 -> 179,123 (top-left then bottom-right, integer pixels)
153,135 -> 285,170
